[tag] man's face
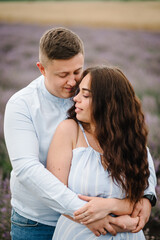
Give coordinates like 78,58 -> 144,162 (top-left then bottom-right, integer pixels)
37,53 -> 84,99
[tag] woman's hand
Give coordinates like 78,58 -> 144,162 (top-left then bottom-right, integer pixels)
74,195 -> 114,224
74,195 -> 133,224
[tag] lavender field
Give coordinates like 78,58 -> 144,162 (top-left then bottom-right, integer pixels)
0,23 -> 160,239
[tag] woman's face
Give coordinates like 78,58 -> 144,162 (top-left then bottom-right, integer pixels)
73,73 -> 92,124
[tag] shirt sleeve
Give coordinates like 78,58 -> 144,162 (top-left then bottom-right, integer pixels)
144,147 -> 157,197
4,99 -> 86,216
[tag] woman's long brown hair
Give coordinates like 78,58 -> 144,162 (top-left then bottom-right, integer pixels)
68,66 -> 149,203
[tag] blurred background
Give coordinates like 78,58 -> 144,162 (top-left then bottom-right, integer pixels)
0,0 -> 160,239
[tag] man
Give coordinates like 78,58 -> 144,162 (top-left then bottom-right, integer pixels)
4,27 -> 156,240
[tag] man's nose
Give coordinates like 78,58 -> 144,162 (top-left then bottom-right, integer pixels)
67,75 -> 77,87
68,73 -> 80,86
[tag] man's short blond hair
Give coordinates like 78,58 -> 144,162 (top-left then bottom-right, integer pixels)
39,27 -> 84,66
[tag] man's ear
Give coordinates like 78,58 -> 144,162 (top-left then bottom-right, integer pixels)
37,62 -> 45,76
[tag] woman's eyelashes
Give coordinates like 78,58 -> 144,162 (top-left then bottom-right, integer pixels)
83,95 -> 89,98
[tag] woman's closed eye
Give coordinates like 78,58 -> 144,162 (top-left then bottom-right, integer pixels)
83,95 -> 89,98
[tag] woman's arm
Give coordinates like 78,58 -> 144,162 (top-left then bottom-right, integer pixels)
47,119 -> 133,225
47,119 -> 77,185
74,195 -> 134,224
47,120 -> 137,235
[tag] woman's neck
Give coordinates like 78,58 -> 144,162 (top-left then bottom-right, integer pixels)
81,122 -> 96,135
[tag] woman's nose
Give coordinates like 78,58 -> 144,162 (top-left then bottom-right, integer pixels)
73,92 -> 80,102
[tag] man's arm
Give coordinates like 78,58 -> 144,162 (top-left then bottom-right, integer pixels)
131,198 -> 151,233
74,147 -> 157,227
131,147 -> 157,232
144,148 -> 157,197
86,214 -> 139,237
4,100 -> 86,216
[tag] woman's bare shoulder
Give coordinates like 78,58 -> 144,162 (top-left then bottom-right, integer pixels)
55,119 -> 78,139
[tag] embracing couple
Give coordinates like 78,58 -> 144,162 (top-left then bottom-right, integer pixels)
4,27 -> 157,240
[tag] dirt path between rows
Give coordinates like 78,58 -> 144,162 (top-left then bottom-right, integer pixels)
0,1 -> 160,31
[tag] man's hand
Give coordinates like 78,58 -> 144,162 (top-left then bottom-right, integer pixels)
86,215 -> 126,237
131,198 -> 151,233
109,215 -> 139,232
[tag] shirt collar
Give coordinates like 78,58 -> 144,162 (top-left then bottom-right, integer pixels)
40,75 -> 71,104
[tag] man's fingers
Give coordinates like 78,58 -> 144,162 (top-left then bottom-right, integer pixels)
108,217 -> 126,229
131,208 -> 140,218
92,230 -> 101,237
132,226 -> 142,233
131,202 -> 141,218
105,224 -> 117,236
132,217 -> 144,233
98,228 -> 107,236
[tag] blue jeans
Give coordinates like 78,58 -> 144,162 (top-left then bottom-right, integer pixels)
11,208 -> 55,240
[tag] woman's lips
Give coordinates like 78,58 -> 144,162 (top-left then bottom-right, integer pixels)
75,106 -> 82,113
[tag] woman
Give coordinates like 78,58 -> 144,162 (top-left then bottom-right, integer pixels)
47,66 -> 150,239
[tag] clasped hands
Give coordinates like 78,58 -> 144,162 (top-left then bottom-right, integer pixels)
73,195 -> 151,237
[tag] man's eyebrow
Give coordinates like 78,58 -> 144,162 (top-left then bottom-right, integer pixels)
82,88 -> 91,92
56,67 -> 83,75
55,71 -> 68,75
55,67 -> 82,75
74,67 -> 83,72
